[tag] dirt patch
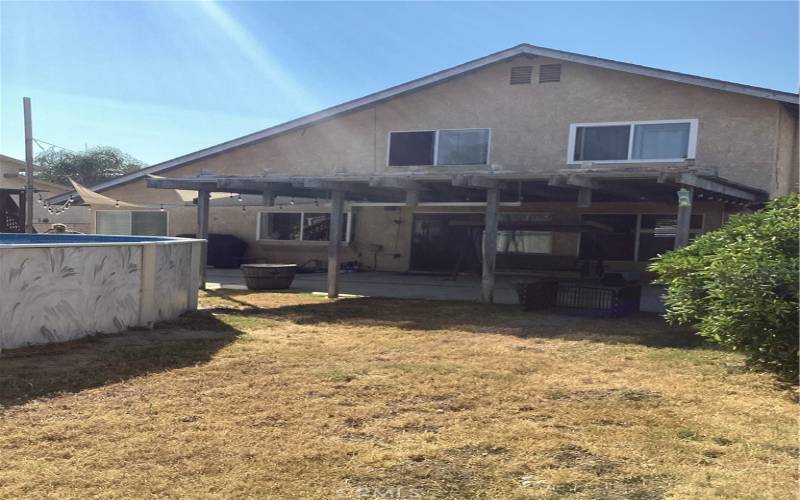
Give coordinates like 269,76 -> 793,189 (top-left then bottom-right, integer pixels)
350,456 -> 487,499
548,444 -> 617,474
551,475 -> 669,500
545,387 -> 661,403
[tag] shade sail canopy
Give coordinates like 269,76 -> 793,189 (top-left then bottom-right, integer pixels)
68,178 -> 142,207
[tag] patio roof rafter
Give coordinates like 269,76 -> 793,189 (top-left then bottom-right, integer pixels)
144,166 -> 767,296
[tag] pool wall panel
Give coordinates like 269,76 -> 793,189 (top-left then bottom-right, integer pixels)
0,239 -> 201,351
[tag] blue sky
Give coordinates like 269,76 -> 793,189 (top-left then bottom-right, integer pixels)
1,1 -> 797,165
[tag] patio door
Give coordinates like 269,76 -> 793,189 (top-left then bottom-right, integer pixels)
409,214 -> 482,273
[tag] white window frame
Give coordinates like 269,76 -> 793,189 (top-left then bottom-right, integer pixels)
386,128 -> 492,167
567,119 -> 698,165
256,209 -> 353,243
95,210 -> 169,236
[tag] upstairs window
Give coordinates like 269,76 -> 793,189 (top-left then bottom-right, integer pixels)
569,119 -> 697,164
388,128 -> 490,167
388,131 -> 434,166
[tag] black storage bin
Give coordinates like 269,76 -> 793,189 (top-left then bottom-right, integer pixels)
515,280 -> 559,311
177,233 -> 248,268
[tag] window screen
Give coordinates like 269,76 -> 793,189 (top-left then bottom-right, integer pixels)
96,211 -> 166,236
132,212 -> 167,236
262,213 -> 301,240
302,213 -> 330,241
573,125 -> 630,161
497,230 -> 552,254
632,122 -> 690,160
436,129 -> 489,165
96,211 -> 130,235
388,131 -> 435,166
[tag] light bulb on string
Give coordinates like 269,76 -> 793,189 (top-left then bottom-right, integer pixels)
237,194 -> 243,202
160,204 -> 165,212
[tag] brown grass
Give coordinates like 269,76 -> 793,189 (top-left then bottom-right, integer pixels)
1,290 -> 796,499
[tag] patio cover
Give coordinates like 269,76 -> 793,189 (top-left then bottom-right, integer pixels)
144,165 -> 768,302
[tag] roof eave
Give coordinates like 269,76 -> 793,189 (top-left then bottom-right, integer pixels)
47,43 -> 797,202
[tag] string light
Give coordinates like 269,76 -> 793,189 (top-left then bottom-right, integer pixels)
241,205 -> 246,212
237,194 -> 243,202
159,204 -> 165,212
114,200 -> 120,208
289,197 -> 295,205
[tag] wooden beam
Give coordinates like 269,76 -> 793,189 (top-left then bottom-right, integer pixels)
262,190 -> 275,207
196,190 -> 210,289
482,188 -> 499,304
453,175 -> 506,189
405,189 -> 419,208
566,174 -> 598,190
675,186 -> 694,248
677,173 -> 757,201
368,177 -> 424,191
146,176 -> 218,191
577,188 -> 592,208
327,190 -> 345,298
547,174 -> 568,187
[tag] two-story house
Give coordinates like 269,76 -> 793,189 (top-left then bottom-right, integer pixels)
50,44 -> 799,302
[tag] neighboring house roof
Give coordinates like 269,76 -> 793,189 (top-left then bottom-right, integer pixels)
0,154 -> 70,194
51,43 -> 799,202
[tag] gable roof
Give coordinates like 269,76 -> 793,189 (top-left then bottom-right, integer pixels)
51,43 -> 799,201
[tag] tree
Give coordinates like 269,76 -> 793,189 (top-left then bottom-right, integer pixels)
35,147 -> 147,187
649,195 -> 799,379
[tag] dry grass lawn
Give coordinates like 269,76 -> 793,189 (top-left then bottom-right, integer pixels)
1,291 -> 797,499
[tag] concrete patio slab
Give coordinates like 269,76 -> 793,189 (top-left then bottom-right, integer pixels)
205,268 -> 666,312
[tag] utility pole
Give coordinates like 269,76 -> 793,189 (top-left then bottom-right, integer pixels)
23,97 -> 34,233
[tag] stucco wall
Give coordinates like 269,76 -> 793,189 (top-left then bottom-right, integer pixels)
154,200 -> 727,272
98,55 -> 793,203
85,56 -> 791,273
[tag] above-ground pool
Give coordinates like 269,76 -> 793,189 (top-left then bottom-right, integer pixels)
0,233 -> 203,351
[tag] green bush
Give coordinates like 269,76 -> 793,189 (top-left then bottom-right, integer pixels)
650,194 -> 799,380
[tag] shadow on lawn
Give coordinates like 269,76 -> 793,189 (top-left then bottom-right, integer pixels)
209,290 -> 707,350
0,312 -> 242,408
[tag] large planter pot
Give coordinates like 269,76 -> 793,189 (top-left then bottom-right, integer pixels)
240,264 -> 297,290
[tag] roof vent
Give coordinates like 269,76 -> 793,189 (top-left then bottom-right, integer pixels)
510,66 -> 533,85
539,64 -> 562,83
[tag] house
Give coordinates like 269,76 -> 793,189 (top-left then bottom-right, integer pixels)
49,44 -> 799,301
0,154 -> 90,233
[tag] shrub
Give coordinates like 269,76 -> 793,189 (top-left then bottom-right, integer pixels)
650,194 -> 799,380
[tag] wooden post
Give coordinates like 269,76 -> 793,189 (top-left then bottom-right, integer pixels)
405,189 -> 419,208
17,190 -> 26,232
674,186 -> 694,248
262,189 -> 275,207
23,97 -> 34,233
482,188 -> 499,304
327,190 -> 344,298
197,190 -> 210,289
577,187 -> 592,208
